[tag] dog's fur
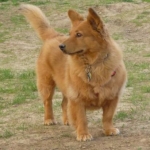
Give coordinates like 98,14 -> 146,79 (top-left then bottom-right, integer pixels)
20,4 -> 127,141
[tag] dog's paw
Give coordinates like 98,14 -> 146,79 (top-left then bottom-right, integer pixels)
103,128 -> 120,136
62,117 -> 69,126
63,120 -> 69,126
44,119 -> 57,125
77,133 -> 93,142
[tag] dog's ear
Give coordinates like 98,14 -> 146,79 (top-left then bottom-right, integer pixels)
68,9 -> 84,27
87,8 -> 107,36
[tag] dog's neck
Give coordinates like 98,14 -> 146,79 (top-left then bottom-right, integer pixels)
79,53 -> 109,82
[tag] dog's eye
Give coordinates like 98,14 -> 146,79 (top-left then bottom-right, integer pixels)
76,33 -> 82,37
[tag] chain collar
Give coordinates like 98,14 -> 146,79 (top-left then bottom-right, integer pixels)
79,53 -> 109,82
79,54 -> 92,82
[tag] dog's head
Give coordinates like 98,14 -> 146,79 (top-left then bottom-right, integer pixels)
59,8 -> 109,55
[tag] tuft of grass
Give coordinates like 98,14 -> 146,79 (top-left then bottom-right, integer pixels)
144,54 -> 150,57
0,2 -> 9,10
0,0 -> 8,1
31,0 -> 50,5
11,15 -> 26,26
0,69 -> 37,106
112,32 -> 123,40
53,100 -> 61,110
19,70 -> 36,79
0,31 -> 11,43
0,130 -> 14,139
128,92 -> 144,105
12,71 -> 37,105
0,69 -> 14,80
143,0 -> 150,2
132,11 -> 150,26
115,111 -> 128,121
12,0 -> 30,5
21,81 -> 37,92
0,86 -> 16,94
17,123 -> 28,131
0,103 -> 5,110
61,132 -> 71,138
12,94 -> 27,105
55,28 -> 69,34
141,85 -> 150,93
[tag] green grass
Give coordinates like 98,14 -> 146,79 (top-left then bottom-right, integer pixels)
55,28 -> 69,34
132,10 -> 150,26
0,0 -> 146,11
112,32 -> 124,40
0,69 -> 14,80
12,94 -> 27,104
115,111 -> 129,121
0,130 -> 14,139
17,123 -> 29,131
11,15 -> 26,25
126,60 -> 149,88
141,85 -> 150,93
0,31 -> 10,43
19,70 -> 36,79
144,53 -> 150,57
0,69 -> 37,106
0,69 -> 38,137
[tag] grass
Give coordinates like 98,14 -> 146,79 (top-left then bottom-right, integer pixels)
0,69 -> 14,80
0,69 -> 37,106
17,123 -> 29,131
141,85 -> 150,93
55,28 -> 69,34
115,111 -> 129,121
0,31 -> 11,43
0,69 -> 38,139
11,15 -> 26,25
132,10 -> 150,26
112,32 -> 124,40
0,0 -> 150,145
0,130 -> 14,139
0,0 -> 149,10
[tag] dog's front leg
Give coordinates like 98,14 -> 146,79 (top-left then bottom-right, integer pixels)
61,96 -> 69,125
102,97 -> 120,135
68,100 -> 93,141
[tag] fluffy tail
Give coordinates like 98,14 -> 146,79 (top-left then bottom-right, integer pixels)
19,4 -> 59,41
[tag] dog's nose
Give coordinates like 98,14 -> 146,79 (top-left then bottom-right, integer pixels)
59,44 -> 66,51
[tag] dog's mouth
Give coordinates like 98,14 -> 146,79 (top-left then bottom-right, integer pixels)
62,50 -> 83,55
59,44 -> 84,55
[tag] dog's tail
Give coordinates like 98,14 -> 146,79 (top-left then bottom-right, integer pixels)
19,4 -> 59,41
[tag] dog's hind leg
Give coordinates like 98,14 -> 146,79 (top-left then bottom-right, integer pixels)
102,97 -> 120,135
61,96 -> 69,125
37,72 -> 56,125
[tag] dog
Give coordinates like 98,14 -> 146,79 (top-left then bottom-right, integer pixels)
20,4 -> 127,141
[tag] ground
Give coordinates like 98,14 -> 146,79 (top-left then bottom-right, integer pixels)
0,1 -> 150,150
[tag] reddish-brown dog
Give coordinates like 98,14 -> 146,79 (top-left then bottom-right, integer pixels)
20,4 -> 127,141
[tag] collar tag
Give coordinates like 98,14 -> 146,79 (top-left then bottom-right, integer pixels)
85,65 -> 92,82
87,72 -> 92,82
